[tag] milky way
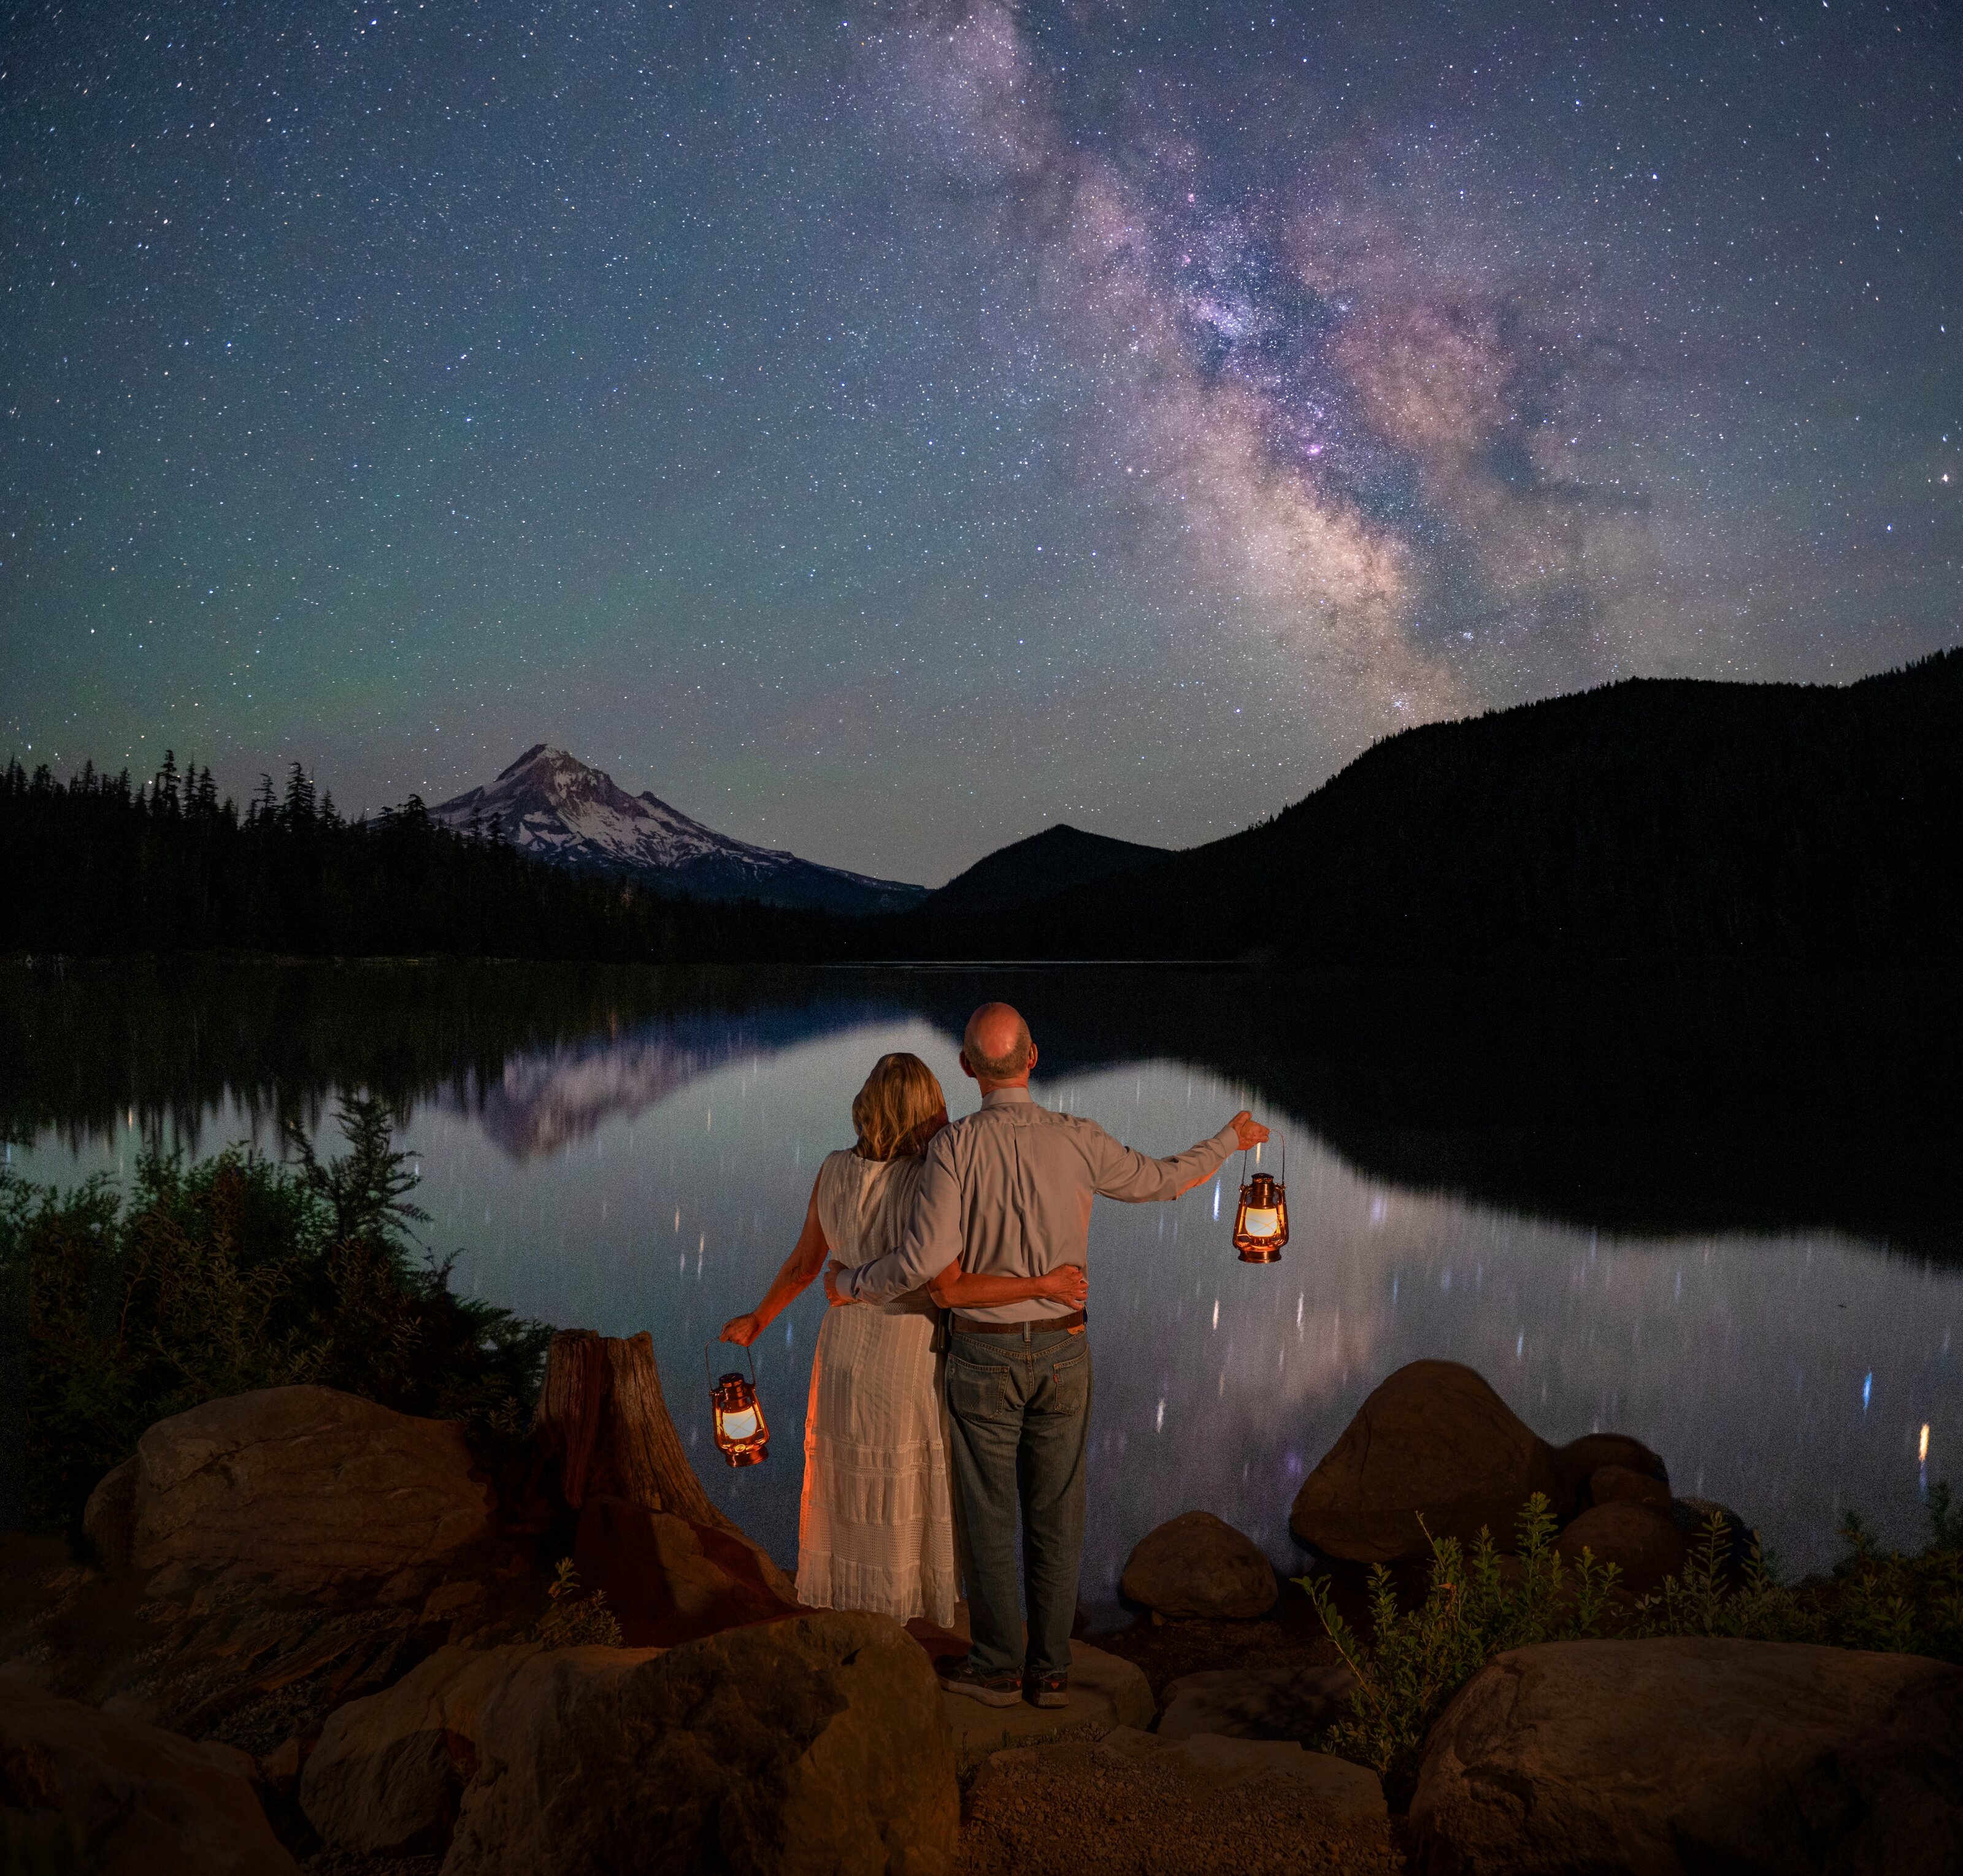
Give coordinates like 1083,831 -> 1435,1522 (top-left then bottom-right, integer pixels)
4,2 -> 1959,880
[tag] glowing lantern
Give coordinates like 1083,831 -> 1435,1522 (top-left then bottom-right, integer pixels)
1231,1150 -> 1289,1264
707,1344 -> 769,1467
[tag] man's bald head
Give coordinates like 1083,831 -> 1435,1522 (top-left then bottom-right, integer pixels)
962,1002 -> 1035,1085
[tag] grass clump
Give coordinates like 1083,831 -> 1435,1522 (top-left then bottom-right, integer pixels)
2,1096 -> 551,1535
1300,1488 -> 1963,1799
530,1558 -> 624,1649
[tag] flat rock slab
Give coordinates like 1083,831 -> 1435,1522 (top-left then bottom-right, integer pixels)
940,1640 -> 1154,1759
1158,1662 -> 1359,1742
1413,1636 -> 1963,1876
959,1726 -> 1397,1876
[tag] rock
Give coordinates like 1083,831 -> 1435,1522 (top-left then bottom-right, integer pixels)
1554,1501 -> 1688,1595
572,1496 -> 796,1645
1157,1662 -> 1358,1742
1543,1432 -> 1668,1518
1290,1360 -> 1562,1562
0,1683 -> 299,1876
1118,1511 -> 1278,1620
307,1612 -> 956,1875
82,1453 -> 140,1568
420,1578 -> 488,1624
937,1639 -> 1154,1761
255,1736 -> 304,1791
1412,1637 -> 1963,1875
301,1642 -> 545,1856
1585,1463 -> 1672,1513
122,1385 -> 493,1586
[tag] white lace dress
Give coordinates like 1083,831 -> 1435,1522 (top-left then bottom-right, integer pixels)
795,1147 -> 958,1627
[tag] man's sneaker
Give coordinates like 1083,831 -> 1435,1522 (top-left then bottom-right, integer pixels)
1029,1670 -> 1069,1709
937,1657 -> 1022,1707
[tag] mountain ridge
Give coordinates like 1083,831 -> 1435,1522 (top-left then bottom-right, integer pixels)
887,651 -> 1963,964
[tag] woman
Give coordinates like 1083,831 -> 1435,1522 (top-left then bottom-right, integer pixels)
720,1051 -> 1085,1627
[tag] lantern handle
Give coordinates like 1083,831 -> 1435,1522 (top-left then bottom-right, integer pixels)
1240,1128 -> 1286,1186
705,1338 -> 758,1391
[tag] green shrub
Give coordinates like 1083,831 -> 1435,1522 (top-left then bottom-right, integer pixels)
1300,1488 -> 1963,1799
2,1096 -> 551,1534
531,1558 -> 624,1648
1298,1495 -> 1621,1788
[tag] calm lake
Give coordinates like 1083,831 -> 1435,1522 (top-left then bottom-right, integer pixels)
6,959 -> 1959,1598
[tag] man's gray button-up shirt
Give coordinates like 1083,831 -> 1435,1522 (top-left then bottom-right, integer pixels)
836,1085 -> 1241,1323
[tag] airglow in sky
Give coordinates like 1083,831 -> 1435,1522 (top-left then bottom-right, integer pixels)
4,1 -> 1959,882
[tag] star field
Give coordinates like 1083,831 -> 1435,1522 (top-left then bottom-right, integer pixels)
4,0 -> 1960,882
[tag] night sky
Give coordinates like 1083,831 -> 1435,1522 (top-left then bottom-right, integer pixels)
4,2 -> 1959,884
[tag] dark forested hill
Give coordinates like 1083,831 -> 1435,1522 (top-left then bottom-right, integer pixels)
921,825 -> 1166,918
885,652 -> 1963,965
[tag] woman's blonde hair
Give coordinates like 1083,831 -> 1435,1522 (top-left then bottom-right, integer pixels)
851,1052 -> 946,1161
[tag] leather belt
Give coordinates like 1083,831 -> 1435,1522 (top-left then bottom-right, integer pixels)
948,1310 -> 1087,1336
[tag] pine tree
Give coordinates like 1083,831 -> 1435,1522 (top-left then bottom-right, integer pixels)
283,763 -> 317,827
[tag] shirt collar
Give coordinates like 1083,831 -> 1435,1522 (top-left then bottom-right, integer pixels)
980,1085 -> 1034,1109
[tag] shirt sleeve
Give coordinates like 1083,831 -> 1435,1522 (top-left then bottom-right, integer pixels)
837,1131 -> 964,1302
1082,1118 -> 1241,1203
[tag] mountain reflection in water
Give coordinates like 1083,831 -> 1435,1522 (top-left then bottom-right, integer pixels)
6,959 -> 1959,1590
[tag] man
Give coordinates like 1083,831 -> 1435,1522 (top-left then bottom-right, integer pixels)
824,1001 -> 1268,1708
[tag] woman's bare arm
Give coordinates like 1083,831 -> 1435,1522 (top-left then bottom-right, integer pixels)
720,1174 -> 829,1346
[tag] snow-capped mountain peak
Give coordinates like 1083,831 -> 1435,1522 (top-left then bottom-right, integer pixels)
430,746 -> 925,915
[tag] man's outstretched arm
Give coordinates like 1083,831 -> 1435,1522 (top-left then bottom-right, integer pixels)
1090,1110 -> 1270,1203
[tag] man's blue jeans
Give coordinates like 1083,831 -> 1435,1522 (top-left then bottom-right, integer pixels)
943,1323 -> 1091,1681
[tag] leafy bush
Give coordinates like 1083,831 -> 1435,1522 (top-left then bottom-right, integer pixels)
531,1558 -> 624,1648
1299,1496 -> 1622,1788
1300,1488 -> 1963,1798
2,1096 -> 551,1534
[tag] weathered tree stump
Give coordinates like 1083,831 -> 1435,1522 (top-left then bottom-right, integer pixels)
532,1329 -> 797,1606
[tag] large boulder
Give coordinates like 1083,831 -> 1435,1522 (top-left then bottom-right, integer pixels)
102,1385 -> 491,1585
1412,1638 -> 1963,1875
0,1683 -> 299,1876
300,1642 -> 553,1855
572,1496 -> 796,1645
1118,1511 -> 1278,1620
1290,1361 -> 1561,1562
305,1611 -> 956,1875
1554,1502 -> 1688,1595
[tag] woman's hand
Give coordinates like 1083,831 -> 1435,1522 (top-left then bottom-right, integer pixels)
1039,1264 -> 1089,1308
823,1261 -> 861,1307
720,1312 -> 764,1347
